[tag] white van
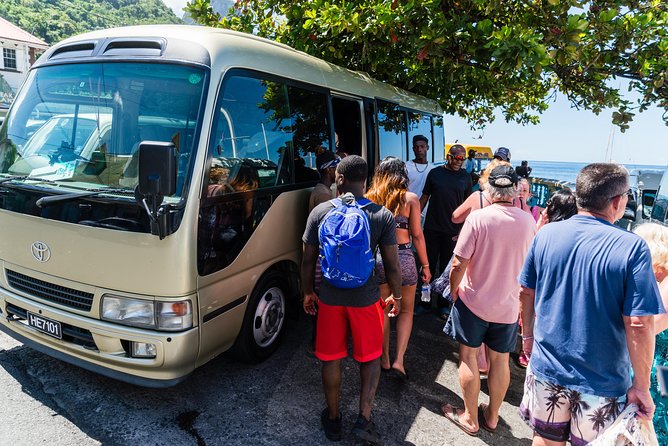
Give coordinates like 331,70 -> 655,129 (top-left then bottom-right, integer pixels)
650,168 -> 668,226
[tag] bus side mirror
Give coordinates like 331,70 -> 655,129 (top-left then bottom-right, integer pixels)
136,142 -> 176,239
138,141 -> 176,197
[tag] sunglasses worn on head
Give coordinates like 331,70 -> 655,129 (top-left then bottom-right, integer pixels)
320,157 -> 341,170
448,154 -> 465,161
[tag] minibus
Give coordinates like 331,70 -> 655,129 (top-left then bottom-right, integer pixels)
0,25 -> 445,387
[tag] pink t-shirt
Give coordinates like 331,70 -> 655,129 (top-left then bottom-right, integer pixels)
453,204 -> 536,324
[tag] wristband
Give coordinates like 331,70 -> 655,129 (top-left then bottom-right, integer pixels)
392,295 -> 402,301
522,335 -> 534,340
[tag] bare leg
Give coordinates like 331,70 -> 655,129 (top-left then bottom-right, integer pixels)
378,283 -> 391,370
391,284 -> 416,374
532,433 -> 566,446
322,359 -> 342,419
445,343 -> 480,432
484,348 -> 511,429
477,343 -> 489,374
359,357 -> 381,420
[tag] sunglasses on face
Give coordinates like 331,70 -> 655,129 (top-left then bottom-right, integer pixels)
448,154 -> 465,161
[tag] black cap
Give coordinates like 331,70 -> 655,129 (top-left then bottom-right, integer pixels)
488,165 -> 519,188
412,134 -> 429,145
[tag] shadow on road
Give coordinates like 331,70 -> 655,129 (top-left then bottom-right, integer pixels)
0,310 -> 534,445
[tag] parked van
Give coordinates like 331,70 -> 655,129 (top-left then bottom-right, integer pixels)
0,25 -> 445,387
650,168 -> 668,226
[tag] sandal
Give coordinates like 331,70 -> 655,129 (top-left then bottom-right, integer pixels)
441,404 -> 478,436
478,403 -> 497,433
389,367 -> 408,382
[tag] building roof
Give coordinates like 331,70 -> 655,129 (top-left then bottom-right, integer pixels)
0,16 -> 48,47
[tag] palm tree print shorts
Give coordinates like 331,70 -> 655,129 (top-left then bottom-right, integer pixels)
519,367 -> 626,446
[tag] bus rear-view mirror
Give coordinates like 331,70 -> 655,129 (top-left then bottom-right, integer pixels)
138,141 -> 176,197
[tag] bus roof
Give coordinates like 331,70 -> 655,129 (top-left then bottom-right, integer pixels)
38,25 -> 444,116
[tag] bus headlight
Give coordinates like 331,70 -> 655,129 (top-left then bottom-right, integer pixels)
101,296 -> 155,328
157,301 -> 192,331
101,295 -> 193,331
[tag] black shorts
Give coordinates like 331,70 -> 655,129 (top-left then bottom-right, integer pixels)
444,298 -> 518,353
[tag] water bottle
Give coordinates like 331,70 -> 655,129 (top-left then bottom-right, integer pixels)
420,284 -> 431,302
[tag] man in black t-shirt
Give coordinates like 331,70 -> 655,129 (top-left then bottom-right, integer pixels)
302,155 -> 402,445
418,144 -> 472,316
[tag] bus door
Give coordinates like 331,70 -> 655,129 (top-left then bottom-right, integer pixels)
331,95 -> 364,160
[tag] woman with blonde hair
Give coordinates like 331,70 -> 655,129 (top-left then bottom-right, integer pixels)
451,159 -> 511,223
634,222 -> 668,443
366,156 -> 431,379
515,178 -> 542,222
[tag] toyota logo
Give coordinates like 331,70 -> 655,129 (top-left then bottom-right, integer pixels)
31,241 -> 51,262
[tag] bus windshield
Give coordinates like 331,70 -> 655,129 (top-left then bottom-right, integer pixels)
0,62 -> 206,198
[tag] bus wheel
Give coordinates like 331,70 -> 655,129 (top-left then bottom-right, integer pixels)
232,271 -> 288,361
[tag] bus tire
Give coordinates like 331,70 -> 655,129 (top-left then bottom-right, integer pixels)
231,270 -> 289,362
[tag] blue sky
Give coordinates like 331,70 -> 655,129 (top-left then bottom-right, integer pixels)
446,93 -> 668,166
163,0 -> 668,167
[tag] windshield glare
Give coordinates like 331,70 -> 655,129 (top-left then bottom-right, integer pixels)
0,62 -> 206,197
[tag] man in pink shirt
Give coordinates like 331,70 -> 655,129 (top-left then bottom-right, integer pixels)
441,165 -> 536,437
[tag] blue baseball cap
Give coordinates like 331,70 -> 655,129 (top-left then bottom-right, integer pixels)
494,147 -> 511,161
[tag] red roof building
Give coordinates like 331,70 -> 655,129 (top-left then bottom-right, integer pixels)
0,16 -> 49,108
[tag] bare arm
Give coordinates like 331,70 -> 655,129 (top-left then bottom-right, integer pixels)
519,286 -> 536,356
448,255 -> 470,301
300,243 -> 319,315
407,193 -> 431,283
379,244 -> 402,317
655,279 -> 668,334
419,193 -> 429,211
624,315 -> 656,420
452,192 -> 478,224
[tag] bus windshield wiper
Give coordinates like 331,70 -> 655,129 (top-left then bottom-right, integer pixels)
0,175 -> 58,186
36,188 -> 131,208
0,175 -> 28,184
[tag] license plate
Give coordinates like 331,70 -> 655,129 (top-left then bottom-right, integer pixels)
27,311 -> 62,339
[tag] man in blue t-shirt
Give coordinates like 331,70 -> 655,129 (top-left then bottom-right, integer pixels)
518,163 -> 665,446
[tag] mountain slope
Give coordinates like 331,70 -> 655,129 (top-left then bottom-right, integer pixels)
0,0 -> 182,45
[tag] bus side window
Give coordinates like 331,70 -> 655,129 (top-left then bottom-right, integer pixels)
407,111 -> 431,160
432,115 -> 445,164
377,100 -> 407,161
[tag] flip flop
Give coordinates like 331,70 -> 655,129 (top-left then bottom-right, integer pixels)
389,367 -> 408,382
441,404 -> 478,437
478,403 -> 497,433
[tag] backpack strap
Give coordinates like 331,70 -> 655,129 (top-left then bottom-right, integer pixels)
356,197 -> 372,207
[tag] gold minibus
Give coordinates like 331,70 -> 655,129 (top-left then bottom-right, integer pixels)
0,25 -> 444,387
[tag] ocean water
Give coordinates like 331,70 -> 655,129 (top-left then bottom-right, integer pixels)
526,160 -> 668,185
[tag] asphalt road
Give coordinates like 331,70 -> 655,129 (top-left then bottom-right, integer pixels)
0,310 -> 534,446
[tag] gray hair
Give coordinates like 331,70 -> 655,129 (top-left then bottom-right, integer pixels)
575,163 -> 629,212
488,182 -> 517,202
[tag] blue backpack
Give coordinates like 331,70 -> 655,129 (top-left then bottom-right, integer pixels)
318,195 -> 374,289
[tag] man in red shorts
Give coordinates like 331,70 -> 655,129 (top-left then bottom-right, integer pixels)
302,155 -> 402,444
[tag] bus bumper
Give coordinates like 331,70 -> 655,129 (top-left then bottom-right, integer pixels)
0,292 -> 199,388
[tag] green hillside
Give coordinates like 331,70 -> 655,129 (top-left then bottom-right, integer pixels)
0,0 -> 182,45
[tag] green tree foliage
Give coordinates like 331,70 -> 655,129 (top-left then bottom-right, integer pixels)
185,0 -> 668,131
0,0 -> 181,46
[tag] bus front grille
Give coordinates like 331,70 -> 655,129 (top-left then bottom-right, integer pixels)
6,270 -> 94,312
